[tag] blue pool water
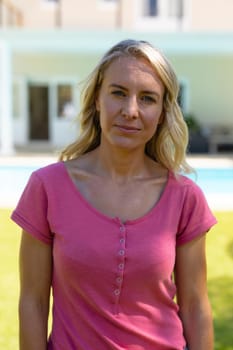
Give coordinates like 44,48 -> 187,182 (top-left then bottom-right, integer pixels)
188,168 -> 233,194
0,165 -> 40,207
0,164 -> 233,208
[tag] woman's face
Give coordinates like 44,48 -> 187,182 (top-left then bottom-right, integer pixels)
96,55 -> 165,152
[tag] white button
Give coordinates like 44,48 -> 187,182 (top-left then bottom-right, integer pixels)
118,263 -> 124,270
114,289 -> 120,296
116,277 -> 122,284
118,250 -> 125,256
119,226 -> 125,232
119,238 -> 125,245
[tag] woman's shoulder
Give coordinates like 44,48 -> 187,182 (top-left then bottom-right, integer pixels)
167,172 -> 212,213
169,171 -> 203,197
64,152 -> 99,178
170,171 -> 197,186
31,161 -> 66,183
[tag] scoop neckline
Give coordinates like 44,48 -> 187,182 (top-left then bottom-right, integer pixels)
60,161 -> 173,225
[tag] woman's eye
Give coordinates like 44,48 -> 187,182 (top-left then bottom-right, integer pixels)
111,90 -> 125,97
141,95 -> 156,103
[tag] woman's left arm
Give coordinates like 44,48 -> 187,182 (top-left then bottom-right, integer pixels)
175,234 -> 214,350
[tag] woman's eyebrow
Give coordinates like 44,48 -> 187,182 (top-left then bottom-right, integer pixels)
141,90 -> 161,98
109,83 -> 127,90
109,84 -> 161,97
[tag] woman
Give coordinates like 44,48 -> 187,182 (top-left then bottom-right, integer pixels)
12,39 -> 216,350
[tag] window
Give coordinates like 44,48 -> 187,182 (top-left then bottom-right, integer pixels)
99,0 -> 118,4
57,84 -> 76,119
143,0 -> 183,18
42,0 -> 58,6
42,0 -> 58,7
144,0 -> 158,16
139,0 -> 185,30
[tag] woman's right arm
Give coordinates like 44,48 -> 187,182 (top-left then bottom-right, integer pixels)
19,230 -> 52,350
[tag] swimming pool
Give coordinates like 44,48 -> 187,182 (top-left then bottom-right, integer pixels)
189,168 -> 233,194
0,163 -> 233,210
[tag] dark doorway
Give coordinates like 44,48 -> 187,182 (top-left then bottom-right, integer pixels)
28,85 -> 49,140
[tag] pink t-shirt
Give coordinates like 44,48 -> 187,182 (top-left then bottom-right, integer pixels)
11,162 -> 217,350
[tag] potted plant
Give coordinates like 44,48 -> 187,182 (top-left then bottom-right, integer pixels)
184,113 -> 209,153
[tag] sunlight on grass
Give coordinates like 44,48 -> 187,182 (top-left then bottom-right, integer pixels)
0,209 -> 232,349
207,211 -> 233,350
0,209 -> 20,349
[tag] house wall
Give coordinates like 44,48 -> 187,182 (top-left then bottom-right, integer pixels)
11,51 -> 233,149
13,52 -> 98,78
191,0 -> 233,31
14,0 -> 119,29
1,1 -> 232,153
12,0 -> 233,31
170,54 -> 233,125
62,0 -> 118,29
13,0 -> 58,28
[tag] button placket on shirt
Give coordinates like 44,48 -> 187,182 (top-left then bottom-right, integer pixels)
113,224 -> 126,301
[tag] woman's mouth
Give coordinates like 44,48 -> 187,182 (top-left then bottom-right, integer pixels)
115,124 -> 140,133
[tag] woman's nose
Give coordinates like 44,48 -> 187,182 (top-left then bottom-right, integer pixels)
121,96 -> 139,119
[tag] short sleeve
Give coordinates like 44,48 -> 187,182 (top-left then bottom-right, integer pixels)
11,171 -> 53,245
176,180 -> 217,245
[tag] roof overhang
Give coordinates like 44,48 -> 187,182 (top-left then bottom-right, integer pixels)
1,29 -> 233,55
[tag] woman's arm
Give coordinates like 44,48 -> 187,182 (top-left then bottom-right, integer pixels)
175,234 -> 214,350
19,230 -> 52,350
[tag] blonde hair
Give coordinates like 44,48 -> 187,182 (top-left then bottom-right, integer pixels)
59,39 -> 192,174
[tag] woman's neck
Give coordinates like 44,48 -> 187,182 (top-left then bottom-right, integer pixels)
92,145 -> 154,183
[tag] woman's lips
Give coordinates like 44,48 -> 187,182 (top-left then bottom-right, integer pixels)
115,124 -> 140,133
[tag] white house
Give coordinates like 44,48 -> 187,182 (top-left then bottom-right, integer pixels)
0,0 -> 233,154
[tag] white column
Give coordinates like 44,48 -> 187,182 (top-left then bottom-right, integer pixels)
0,40 -> 14,155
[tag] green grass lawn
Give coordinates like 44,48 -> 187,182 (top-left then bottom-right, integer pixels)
1,209 -> 232,349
